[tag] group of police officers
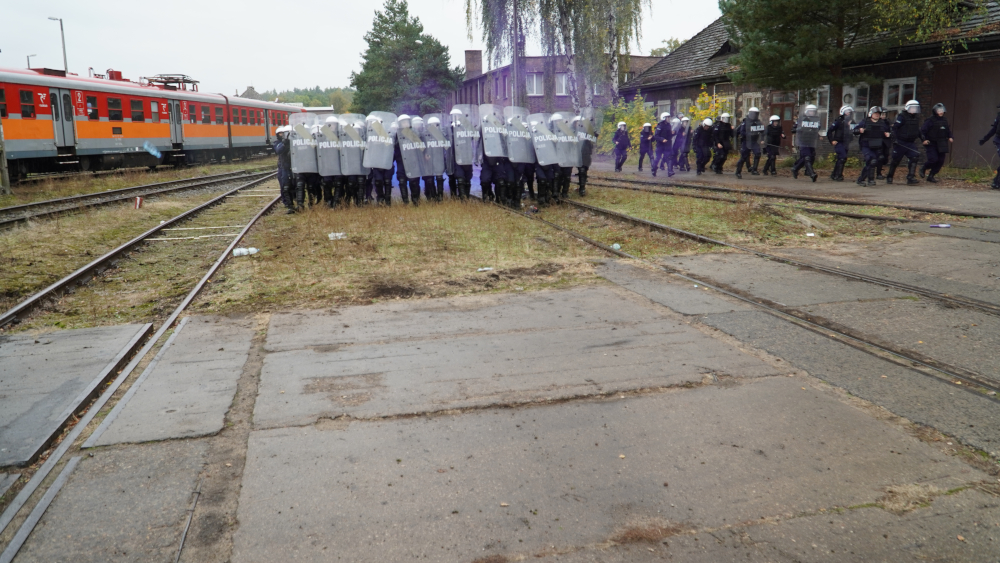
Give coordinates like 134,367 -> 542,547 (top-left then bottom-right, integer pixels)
271,104 -> 603,213
612,100 -> 1000,190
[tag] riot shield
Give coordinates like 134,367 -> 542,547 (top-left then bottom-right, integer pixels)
479,104 -> 508,158
503,106 -> 535,164
316,114 -> 342,177
528,113 -> 558,166
362,111 -> 397,170
396,115 -> 426,178
551,113 -> 582,167
338,113 -> 369,176
449,105 -> 481,166
289,113 -> 318,175
421,113 -> 449,177
746,118 -> 766,150
795,107 -> 821,149
576,108 -> 603,167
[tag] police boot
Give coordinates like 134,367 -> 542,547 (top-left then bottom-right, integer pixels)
919,164 -> 927,179
383,181 -> 393,206
561,176 -> 570,198
751,154 -> 761,175
831,160 -> 843,181
295,179 -> 306,210
992,169 -> 1000,190
409,179 -> 421,205
527,180 -> 536,201
460,179 -> 471,200
805,157 -> 818,182
927,173 -> 938,183
435,177 -> 445,202
735,157 -> 744,179
906,161 -> 920,185
537,180 -> 549,206
885,162 -> 897,184
791,160 -> 801,179
281,182 -> 295,214
578,169 -> 587,196
856,165 -> 867,186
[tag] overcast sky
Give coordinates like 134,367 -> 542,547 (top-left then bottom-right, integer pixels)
2,0 -> 721,96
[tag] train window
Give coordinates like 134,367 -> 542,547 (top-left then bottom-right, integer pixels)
108,97 -> 124,121
151,101 -> 160,123
0,88 -> 6,118
202,106 -> 211,124
215,107 -> 223,124
131,99 -> 145,122
249,110 -> 256,125
189,104 -> 198,124
87,96 -> 99,120
257,110 -> 262,125
241,109 -> 247,125
20,90 -> 36,118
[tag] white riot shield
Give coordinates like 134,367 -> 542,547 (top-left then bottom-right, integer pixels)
449,105 -> 481,166
421,114 -> 449,177
577,107 -> 603,167
289,113 -> 318,174
362,111 -> 397,170
795,107 -> 821,149
479,104 -> 508,158
339,113 -> 369,176
316,114 -> 342,177
552,114 -> 582,167
528,113 -> 558,166
504,106 -> 535,164
397,116 -> 426,178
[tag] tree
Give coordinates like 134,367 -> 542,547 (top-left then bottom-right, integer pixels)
720,0 -> 990,91
258,86 -> 356,109
465,0 -> 536,106
649,37 -> 685,57
351,0 -> 464,115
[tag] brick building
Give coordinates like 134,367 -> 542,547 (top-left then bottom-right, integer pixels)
451,50 -> 660,112
619,7 -> 1000,167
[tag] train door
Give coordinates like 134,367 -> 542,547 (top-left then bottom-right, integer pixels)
49,88 -> 76,149
770,91 -> 797,152
167,99 -> 184,145
264,110 -> 272,143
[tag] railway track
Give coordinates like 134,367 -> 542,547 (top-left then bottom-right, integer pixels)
0,173 -> 281,560
588,173 -> 1000,219
483,196 -> 1000,400
0,169 -> 270,229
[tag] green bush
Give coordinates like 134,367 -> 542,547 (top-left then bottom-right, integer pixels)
596,93 -> 657,157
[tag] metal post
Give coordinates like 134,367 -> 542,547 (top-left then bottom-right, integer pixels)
49,17 -> 68,72
512,0 -> 518,107
1,120 -> 11,195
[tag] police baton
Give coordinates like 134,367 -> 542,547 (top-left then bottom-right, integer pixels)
892,141 -> 922,155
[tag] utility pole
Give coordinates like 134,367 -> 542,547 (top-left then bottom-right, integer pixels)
512,0 -> 518,107
1,120 -> 11,195
27,54 -> 37,69
49,17 -> 68,72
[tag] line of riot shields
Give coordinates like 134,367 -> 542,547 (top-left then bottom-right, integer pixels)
273,105 -> 603,212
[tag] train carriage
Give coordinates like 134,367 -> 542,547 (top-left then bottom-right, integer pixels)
0,67 -> 303,179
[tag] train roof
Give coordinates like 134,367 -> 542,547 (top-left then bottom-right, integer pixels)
0,67 -> 303,112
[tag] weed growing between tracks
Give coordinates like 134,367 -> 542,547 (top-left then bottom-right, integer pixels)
193,199 -> 606,314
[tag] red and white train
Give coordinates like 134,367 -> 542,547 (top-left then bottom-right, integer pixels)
0,67 -> 305,179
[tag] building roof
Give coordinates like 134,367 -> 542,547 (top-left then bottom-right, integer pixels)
620,17 -> 732,92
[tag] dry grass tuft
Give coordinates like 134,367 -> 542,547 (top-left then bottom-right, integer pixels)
877,484 -> 941,515
610,518 -> 687,544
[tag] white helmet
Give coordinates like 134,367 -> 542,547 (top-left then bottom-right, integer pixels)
804,104 -> 818,117
412,116 -> 424,125
398,113 -> 411,123
450,108 -> 463,116
769,115 -> 780,122
839,105 -> 854,116
660,112 -> 670,121
324,116 -> 338,125
671,118 -> 681,128
617,121 -> 626,128
747,107 -> 760,118
642,122 -> 651,128
680,116 -> 690,123
702,118 -> 713,127
427,116 -> 441,125
905,100 -> 920,114
719,113 -> 731,123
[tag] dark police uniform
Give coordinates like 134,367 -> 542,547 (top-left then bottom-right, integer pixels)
761,122 -> 783,176
827,115 -> 853,181
652,119 -> 673,176
887,111 -> 923,185
638,126 -> 653,171
920,113 -> 952,182
979,107 -> 1000,189
613,128 -> 630,172
855,117 -> 890,186
710,120 -> 734,174
693,124 -> 714,175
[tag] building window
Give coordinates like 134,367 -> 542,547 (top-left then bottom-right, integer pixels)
202,106 -> 211,124
189,104 -> 198,124
741,92 -> 762,120
807,85 -> 830,135
0,88 -> 6,118
215,107 -> 224,124
556,73 -> 568,96
657,100 -> 671,116
719,96 -> 735,116
20,90 -> 36,118
131,99 -> 145,122
841,83 -> 869,117
151,101 -> 160,123
593,83 -> 603,96
503,76 -> 509,99
526,73 -> 543,96
107,97 -> 122,121
675,98 -> 694,118
882,77 -> 916,114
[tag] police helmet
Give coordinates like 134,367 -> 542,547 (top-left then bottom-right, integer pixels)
671,118 -> 681,128
427,116 -> 441,125
804,104 -> 818,117
552,113 -> 565,122
398,114 -> 412,126
719,113 -> 731,124
867,106 -> 882,117
324,116 -> 338,126
450,108 -> 463,116
642,122 -> 651,128
702,118 -> 713,127
681,116 -> 690,123
617,121 -> 627,128
932,103 -> 946,115
839,105 -> 853,116
905,100 -> 920,114
412,116 -> 424,124
769,115 -> 780,122
747,107 -> 760,119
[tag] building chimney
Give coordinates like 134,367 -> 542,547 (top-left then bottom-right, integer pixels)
465,50 -> 483,80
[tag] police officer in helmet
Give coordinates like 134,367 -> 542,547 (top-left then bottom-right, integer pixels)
887,100 -> 923,185
854,106 -> 891,186
980,102 -> 1000,190
734,107 -> 763,179
827,105 -> 855,181
761,115 -> 785,176
920,103 -> 953,183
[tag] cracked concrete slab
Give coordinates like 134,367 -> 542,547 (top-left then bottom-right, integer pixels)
91,316 -> 255,446
232,377 -> 985,563
597,261 -> 752,315
0,323 -> 147,467
253,286 -> 782,427
889,222 -> 1000,244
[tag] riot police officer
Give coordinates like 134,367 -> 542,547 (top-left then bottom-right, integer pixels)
920,103 -> 953,183
449,107 -> 478,200
638,123 -> 653,172
761,116 -> 785,176
676,117 -> 692,172
613,122 -> 630,172
980,103 -> 1000,190
693,118 -> 714,175
854,106 -> 891,186
652,112 -> 673,177
734,107 -> 763,179
711,113 -> 733,174
791,105 -> 820,182
827,105 -> 855,181
887,100 -> 923,185
274,126 -> 294,213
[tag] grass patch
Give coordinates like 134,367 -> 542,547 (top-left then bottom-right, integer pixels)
192,199 -> 605,315
0,158 -> 275,209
